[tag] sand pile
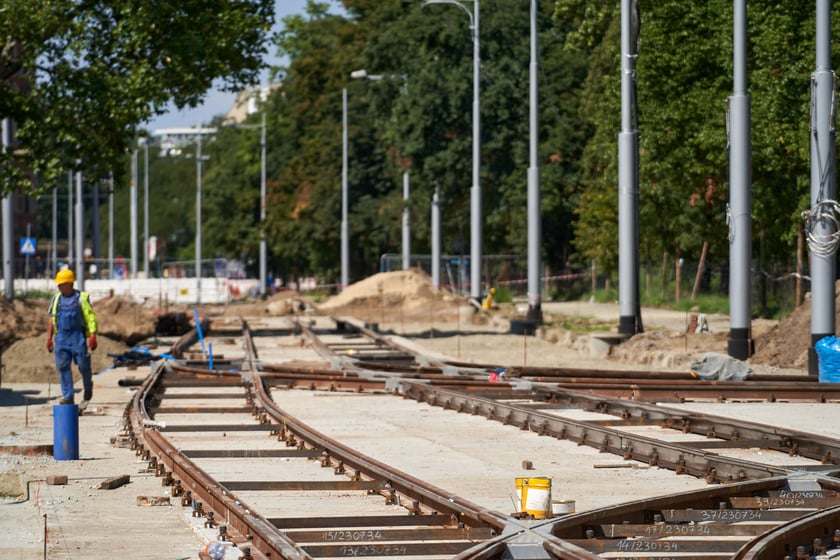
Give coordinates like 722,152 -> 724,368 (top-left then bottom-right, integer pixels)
317,269 -> 452,311
2,334 -> 129,384
751,293 -> 814,369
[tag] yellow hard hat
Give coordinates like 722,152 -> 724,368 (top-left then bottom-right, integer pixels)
55,269 -> 76,285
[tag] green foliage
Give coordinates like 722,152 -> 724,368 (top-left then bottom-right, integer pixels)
43,0 -> 836,304
0,0 -> 274,195
555,0 -> 835,285
263,0 -> 582,283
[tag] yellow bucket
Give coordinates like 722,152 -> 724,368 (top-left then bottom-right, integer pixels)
515,477 -> 552,519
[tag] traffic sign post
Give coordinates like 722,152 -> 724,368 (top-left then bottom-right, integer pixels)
20,231 -> 36,294
20,237 -> 36,255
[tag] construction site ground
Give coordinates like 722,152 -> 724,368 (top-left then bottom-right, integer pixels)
0,269 -> 836,558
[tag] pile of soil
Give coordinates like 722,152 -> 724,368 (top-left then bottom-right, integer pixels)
316,269 -> 458,323
95,296 -> 158,346
0,298 -> 49,344
2,334 -> 129,384
0,293 -> 161,384
751,293 -> 815,369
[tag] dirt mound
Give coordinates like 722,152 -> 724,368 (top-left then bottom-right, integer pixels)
93,295 -> 158,346
2,334 -> 129,384
611,330 -> 730,370
752,292 -> 816,369
318,269 -> 452,311
0,297 -> 51,347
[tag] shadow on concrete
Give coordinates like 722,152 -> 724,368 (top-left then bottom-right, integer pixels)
0,388 -> 52,407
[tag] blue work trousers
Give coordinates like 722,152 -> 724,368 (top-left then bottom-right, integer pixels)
54,332 -> 92,400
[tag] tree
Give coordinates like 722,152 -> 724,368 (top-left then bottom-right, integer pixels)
0,0 -> 275,195
557,0 -> 840,297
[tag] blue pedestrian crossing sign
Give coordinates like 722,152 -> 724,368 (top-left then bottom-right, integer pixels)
20,237 -> 36,255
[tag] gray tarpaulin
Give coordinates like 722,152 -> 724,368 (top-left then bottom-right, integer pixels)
690,352 -> 753,381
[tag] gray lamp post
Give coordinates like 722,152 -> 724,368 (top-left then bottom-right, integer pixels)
196,133 -> 203,303
260,111 -> 267,296
143,138 -> 149,279
224,106 -> 268,297
130,147 -> 138,278
422,0 -> 481,304
350,70 -> 412,272
341,87 -> 349,290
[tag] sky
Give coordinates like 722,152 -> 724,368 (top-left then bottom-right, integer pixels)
145,0 -> 312,132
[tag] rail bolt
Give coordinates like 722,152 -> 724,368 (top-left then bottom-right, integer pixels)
218,525 -> 228,542
813,538 -> 826,555
192,501 -> 204,518
172,480 -> 183,496
162,472 -> 174,486
204,512 -> 216,529
240,547 -> 253,560
181,490 -> 193,507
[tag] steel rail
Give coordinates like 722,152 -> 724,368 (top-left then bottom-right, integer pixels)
128,361 -> 313,560
400,380 -> 792,483
122,315 -> 840,559
251,367 -> 510,532
528,384 -> 840,467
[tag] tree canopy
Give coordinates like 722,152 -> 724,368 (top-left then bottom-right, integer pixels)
38,0 -> 840,315
0,0 -> 275,193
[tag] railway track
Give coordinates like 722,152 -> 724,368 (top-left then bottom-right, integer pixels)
122,313 -> 840,559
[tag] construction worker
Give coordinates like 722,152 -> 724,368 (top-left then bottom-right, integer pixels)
46,269 -> 98,406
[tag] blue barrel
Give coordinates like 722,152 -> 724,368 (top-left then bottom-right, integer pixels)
53,404 -> 79,460
816,336 -> 840,383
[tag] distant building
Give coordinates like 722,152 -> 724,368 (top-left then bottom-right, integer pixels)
224,83 -> 282,124
151,127 -> 218,157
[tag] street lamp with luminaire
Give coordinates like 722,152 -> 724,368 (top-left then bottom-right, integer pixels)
224,107 -> 268,297
413,0 -> 481,304
151,127 -> 215,303
350,70 -> 412,272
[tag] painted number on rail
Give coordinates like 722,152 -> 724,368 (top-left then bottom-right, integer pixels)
701,509 -> 761,521
753,497 -> 805,507
338,545 -> 408,556
325,530 -> 384,541
644,524 -> 711,536
617,540 -> 680,552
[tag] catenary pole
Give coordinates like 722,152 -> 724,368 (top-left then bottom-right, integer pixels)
808,0 -> 836,375
143,140 -> 149,278
728,0 -> 753,360
75,170 -> 84,292
196,134 -> 203,304
432,184 -> 441,290
527,0 -> 542,322
259,110 -> 267,296
470,0 -> 482,304
2,119 -> 12,299
67,171 -> 73,265
403,172 -> 410,270
618,0 -> 642,336
130,148 -> 138,278
109,172 -> 114,279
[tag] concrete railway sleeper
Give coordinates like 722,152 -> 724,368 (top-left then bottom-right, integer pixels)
124,346 -> 509,557
118,314 -> 840,559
